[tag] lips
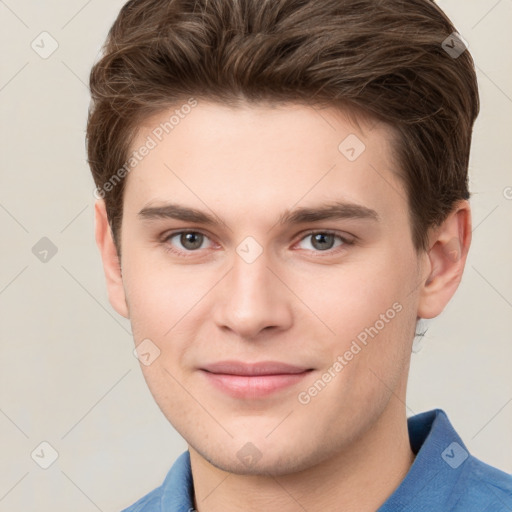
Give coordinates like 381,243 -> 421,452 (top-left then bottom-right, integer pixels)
201,360 -> 311,376
200,360 -> 313,399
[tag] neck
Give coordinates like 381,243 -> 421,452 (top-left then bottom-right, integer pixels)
189,401 -> 415,512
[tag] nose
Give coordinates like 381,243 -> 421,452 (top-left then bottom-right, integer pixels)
211,245 -> 294,340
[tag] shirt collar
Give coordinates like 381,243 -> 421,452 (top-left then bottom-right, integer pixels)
160,450 -> 194,511
378,408 -> 470,511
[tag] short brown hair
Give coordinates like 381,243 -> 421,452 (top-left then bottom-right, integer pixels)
86,0 -> 479,254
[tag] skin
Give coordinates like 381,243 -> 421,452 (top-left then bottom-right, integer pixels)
95,101 -> 471,511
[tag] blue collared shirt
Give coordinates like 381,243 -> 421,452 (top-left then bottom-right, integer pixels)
121,409 -> 512,511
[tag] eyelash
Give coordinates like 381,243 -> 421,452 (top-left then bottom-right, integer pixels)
161,229 -> 354,259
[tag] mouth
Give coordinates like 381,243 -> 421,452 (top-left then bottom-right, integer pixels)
199,360 -> 314,399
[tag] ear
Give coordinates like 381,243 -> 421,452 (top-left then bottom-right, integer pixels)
417,200 -> 472,319
94,199 -> 129,319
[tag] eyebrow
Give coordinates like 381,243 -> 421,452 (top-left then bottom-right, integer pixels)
138,200 -> 380,228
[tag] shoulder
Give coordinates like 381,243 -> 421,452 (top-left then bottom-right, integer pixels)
120,486 -> 163,512
450,454 -> 512,511
381,409 -> 512,511
120,451 -> 193,512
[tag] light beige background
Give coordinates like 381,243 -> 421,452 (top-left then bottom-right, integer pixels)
0,0 -> 511,510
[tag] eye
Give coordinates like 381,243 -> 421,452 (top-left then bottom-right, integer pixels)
296,231 -> 352,252
163,231 -> 213,255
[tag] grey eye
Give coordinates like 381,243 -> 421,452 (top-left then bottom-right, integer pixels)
297,232 -> 345,251
168,232 -> 207,251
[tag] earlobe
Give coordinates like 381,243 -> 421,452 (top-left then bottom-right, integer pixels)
94,199 -> 130,319
417,201 -> 472,319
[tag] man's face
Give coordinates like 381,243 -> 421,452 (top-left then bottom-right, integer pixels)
116,101 -> 425,475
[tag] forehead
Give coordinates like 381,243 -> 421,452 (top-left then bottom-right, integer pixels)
123,101 -> 407,226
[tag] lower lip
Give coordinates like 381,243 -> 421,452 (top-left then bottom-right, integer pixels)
201,370 -> 311,399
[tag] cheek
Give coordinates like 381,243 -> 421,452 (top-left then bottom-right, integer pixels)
121,246 -> 212,340
298,248 -> 417,391
295,295 -> 415,433
294,257 -> 407,344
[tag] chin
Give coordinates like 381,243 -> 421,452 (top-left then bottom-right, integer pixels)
193,437 -> 326,477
